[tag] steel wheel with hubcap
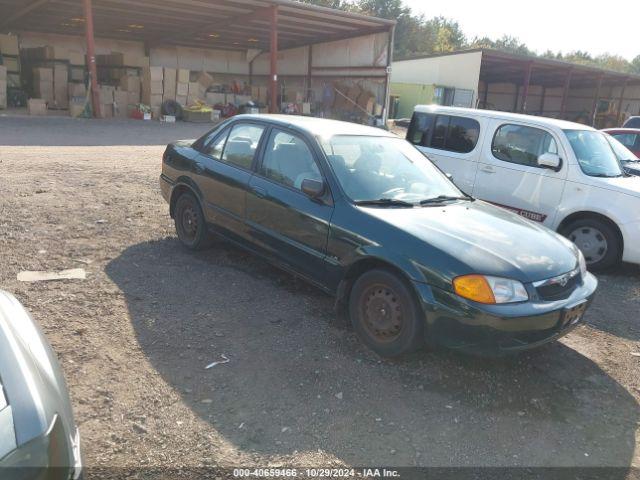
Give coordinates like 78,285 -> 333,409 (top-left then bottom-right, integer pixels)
349,269 -> 424,357
174,192 -> 213,250
561,217 -> 621,271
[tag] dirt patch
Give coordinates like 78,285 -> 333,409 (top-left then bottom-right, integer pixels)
1,116 -> 639,475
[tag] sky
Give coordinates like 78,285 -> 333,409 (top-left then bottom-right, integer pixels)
404,0 -> 639,61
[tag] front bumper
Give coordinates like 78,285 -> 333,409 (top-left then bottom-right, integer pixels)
414,272 -> 598,354
621,220 -> 640,264
159,174 -> 174,205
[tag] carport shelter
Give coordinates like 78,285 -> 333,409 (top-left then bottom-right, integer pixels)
0,0 -> 394,122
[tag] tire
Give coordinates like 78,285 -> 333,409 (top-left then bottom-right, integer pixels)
560,217 -> 621,271
174,192 -> 212,250
348,269 -> 424,357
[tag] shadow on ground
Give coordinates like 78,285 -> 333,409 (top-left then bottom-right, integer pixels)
587,263 -> 640,342
106,238 -> 639,469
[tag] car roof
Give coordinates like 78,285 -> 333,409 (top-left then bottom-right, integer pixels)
602,128 -> 640,134
413,105 -> 594,131
232,114 -> 396,138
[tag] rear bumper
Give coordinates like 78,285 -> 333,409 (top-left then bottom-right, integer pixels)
413,273 -> 598,354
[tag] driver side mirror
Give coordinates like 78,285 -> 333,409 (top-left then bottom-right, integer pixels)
538,152 -> 562,171
301,178 -> 325,199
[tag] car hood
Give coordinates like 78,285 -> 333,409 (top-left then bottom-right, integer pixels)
584,173 -> 640,197
362,200 -> 578,283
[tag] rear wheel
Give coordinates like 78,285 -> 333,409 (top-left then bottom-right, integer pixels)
348,269 -> 424,357
174,192 -> 212,250
561,217 -> 621,271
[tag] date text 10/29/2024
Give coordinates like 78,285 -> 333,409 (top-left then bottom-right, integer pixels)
233,469 -> 401,478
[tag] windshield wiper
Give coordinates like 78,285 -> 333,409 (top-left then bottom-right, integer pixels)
419,195 -> 472,206
355,198 -> 415,208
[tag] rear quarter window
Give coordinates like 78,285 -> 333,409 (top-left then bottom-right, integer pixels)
407,112 -> 480,154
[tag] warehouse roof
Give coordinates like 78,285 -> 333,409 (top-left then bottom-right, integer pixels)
0,0 -> 395,52
396,49 -> 640,88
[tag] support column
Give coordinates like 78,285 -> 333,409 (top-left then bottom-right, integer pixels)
559,68 -> 573,119
513,84 -> 520,112
617,77 -> 628,125
269,5 -> 278,114
482,81 -> 489,109
382,25 -> 395,124
306,45 -> 313,102
82,0 -> 101,118
591,74 -> 604,127
521,61 -> 533,113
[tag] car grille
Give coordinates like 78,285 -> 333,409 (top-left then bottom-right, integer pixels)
534,268 -> 582,301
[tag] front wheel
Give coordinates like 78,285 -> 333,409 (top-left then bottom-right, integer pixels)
174,192 -> 212,250
348,269 -> 424,357
560,218 -> 621,271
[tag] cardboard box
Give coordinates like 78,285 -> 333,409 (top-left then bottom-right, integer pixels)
28,99 -> 48,115
2,57 -> 18,73
68,83 -> 86,97
163,68 -> 176,86
98,85 -> 115,104
146,67 -> 163,82
151,105 -> 161,119
120,75 -> 141,93
196,71 -> 213,90
33,67 -> 53,83
176,83 -> 188,96
34,83 -> 54,104
150,94 -> 163,107
128,91 -> 140,105
99,104 -> 113,118
177,69 -> 190,83
67,50 -> 85,65
0,34 -> 19,56
188,82 -> 204,99
176,95 -> 188,106
54,86 -> 68,109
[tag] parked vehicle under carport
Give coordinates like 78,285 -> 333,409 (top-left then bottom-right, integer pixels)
0,291 -> 82,480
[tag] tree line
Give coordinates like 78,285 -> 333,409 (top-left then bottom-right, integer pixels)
300,0 -> 640,74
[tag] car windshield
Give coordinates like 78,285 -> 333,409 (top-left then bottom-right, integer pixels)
605,134 -> 639,162
320,135 -> 464,205
563,130 -> 624,178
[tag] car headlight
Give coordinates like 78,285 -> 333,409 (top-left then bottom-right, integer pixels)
453,275 -> 529,304
577,248 -> 588,278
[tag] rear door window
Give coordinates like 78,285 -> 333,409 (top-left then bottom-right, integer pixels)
221,123 -> 266,170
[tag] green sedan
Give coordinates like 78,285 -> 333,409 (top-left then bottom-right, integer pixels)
160,115 -> 597,357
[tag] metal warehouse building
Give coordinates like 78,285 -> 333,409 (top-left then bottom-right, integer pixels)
0,0 -> 394,122
390,49 -> 640,128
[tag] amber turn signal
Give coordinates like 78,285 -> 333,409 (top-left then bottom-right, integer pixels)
453,275 -> 497,304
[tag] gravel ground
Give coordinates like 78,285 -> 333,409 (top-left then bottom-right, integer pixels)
1,115 -> 639,476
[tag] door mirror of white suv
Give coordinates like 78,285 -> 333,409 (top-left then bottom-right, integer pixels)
538,152 -> 562,171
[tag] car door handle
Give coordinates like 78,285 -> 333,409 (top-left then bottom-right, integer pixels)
193,162 -> 205,174
251,186 -> 267,198
480,165 -> 495,174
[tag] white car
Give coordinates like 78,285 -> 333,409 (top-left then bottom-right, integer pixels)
407,105 -> 640,270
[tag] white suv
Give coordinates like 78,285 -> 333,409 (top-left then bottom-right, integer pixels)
407,105 -> 640,270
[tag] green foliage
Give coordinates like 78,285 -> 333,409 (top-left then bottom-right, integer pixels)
297,0 -> 638,74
